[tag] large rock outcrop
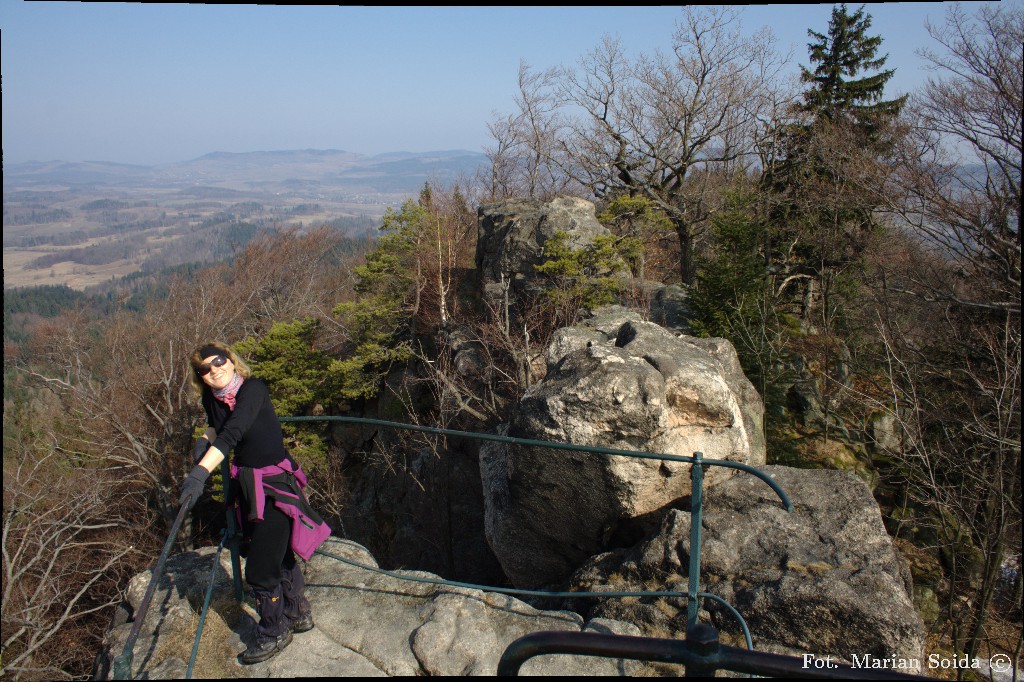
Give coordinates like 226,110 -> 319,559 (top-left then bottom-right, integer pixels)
481,307 -> 766,589
476,197 -> 611,304
567,465 -> 926,663
474,198 -> 693,333
95,538 -> 645,678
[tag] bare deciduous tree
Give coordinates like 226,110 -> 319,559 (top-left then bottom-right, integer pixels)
886,2 -> 1021,314
866,2 -> 1022,664
485,8 -> 789,284
869,297 -> 1020,663
556,7 -> 787,284
2,449 -> 142,681
485,61 -> 580,201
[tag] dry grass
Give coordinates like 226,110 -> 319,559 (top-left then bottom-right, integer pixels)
187,595 -> 254,679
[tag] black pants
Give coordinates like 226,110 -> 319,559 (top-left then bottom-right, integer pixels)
242,499 -> 296,592
239,497 -> 311,641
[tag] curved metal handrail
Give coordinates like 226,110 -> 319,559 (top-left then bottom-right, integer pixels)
497,626 -> 925,679
280,414 -> 793,511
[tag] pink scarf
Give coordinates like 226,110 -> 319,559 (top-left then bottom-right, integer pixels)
212,373 -> 244,411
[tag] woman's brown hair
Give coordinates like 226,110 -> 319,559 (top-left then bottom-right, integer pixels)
187,341 -> 252,399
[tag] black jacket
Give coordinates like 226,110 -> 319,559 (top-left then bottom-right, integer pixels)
203,378 -> 292,469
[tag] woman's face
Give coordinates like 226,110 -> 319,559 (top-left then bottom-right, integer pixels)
198,353 -> 236,390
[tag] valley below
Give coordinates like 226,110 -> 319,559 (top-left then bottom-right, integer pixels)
3,148 -> 486,290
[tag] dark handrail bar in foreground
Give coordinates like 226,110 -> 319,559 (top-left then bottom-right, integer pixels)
280,415 -> 794,512
497,627 -> 925,679
111,499 -> 193,680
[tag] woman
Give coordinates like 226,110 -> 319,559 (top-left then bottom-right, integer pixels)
180,342 -> 331,665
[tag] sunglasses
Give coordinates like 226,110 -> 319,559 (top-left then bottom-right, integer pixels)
195,355 -> 229,377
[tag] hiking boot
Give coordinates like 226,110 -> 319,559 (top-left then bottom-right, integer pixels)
239,630 -> 293,665
241,585 -> 293,664
289,611 -> 314,633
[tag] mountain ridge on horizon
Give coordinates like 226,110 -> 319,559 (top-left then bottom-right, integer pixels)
3,146 -> 491,291
7,147 -> 485,169
4,148 -> 489,192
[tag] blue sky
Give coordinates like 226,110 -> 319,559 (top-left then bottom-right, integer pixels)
0,2 -> 1006,166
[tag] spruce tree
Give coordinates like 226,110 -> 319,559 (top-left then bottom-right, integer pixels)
799,3 -> 907,144
762,3 -> 908,329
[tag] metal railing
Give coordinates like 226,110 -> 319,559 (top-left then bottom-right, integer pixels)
111,456 -> 241,679
113,414 -> 802,678
280,415 -> 794,514
281,415 -> 792,636
497,625 -> 925,679
111,500 -> 192,680
186,528 -> 229,678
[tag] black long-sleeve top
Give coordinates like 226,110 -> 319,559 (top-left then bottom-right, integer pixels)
202,378 -> 292,469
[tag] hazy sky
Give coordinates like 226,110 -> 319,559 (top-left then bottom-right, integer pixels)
0,2 -> 1003,166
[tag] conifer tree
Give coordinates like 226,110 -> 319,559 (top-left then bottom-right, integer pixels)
329,200 -> 423,402
764,4 -> 907,328
799,3 -> 907,144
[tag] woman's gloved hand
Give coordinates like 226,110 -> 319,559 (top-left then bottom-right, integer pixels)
179,465 -> 211,509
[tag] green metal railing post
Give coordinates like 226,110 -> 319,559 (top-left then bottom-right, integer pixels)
185,528 -> 228,678
687,451 -> 705,629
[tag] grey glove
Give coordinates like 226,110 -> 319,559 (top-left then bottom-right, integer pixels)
179,465 -> 210,509
192,437 -> 211,464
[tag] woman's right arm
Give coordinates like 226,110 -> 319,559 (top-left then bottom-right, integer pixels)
193,426 -> 218,463
198,402 -> 223,471
180,416 -> 223,508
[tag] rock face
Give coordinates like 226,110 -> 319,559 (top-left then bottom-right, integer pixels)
647,283 -> 693,335
480,307 -> 766,588
339,432 -> 507,586
476,197 -> 611,304
568,465 -> 925,663
95,538 -> 645,679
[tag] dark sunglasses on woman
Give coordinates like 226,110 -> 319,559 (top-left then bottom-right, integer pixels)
196,355 -> 229,377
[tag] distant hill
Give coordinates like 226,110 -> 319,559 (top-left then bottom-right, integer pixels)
3,160 -> 163,187
3,149 -> 489,195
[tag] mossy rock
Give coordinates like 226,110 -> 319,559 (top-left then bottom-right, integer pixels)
885,504 -> 946,547
786,434 -> 879,487
939,541 -> 986,587
766,425 -> 807,467
892,537 -> 944,585
913,585 -> 941,626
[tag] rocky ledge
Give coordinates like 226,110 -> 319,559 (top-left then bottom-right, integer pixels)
95,538 -> 648,678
